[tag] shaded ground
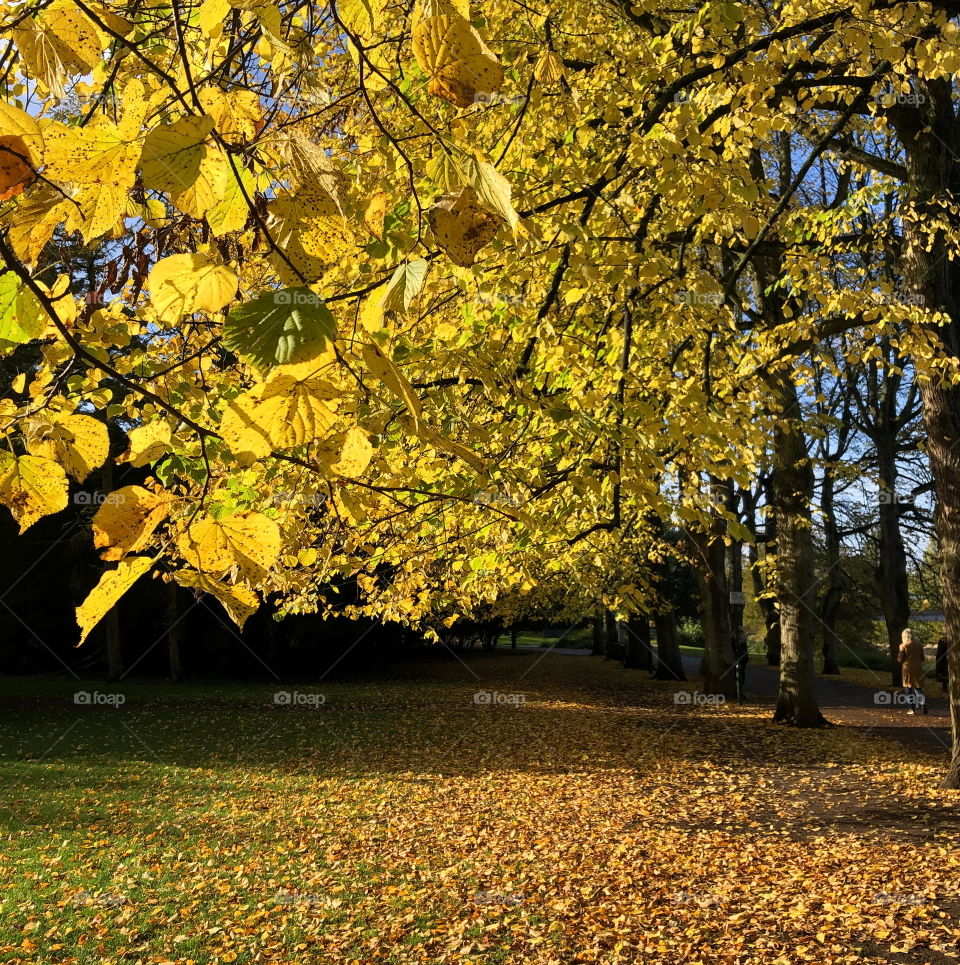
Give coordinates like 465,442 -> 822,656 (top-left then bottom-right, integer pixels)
1,653 -> 959,964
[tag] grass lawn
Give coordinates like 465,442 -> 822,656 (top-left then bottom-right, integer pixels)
2,654 -> 959,963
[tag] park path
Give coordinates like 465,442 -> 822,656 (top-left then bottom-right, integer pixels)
507,644 -> 952,755
678,651 -> 953,756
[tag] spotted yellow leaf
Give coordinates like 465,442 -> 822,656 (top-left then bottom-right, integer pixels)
412,0 -> 504,108
0,452 -> 69,533
26,412 -> 108,482
92,486 -> 172,562
428,185 -> 502,266
177,512 -> 281,584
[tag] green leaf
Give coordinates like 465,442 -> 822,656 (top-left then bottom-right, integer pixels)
0,273 -> 43,344
223,287 -> 336,368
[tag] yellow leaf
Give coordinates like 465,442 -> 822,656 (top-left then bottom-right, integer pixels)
92,486 -> 171,561
361,341 -> 422,426
428,185 -> 502,266
0,453 -> 69,532
140,115 -> 215,199
175,569 -> 260,627
120,421 -> 172,468
148,253 -> 237,321
0,135 -> 34,201
0,101 -> 44,169
534,50 -> 564,84
269,181 -> 353,262
459,154 -> 519,230
76,556 -> 153,645
220,373 -> 339,463
330,426 -> 374,476
364,190 -> 388,238
26,413 -> 108,482
177,512 -> 281,584
412,0 -> 504,108
198,0 -> 232,39
175,143 -> 235,220
198,88 -> 262,143
338,0 -> 388,37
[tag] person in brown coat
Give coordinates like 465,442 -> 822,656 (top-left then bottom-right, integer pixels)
898,628 -> 927,715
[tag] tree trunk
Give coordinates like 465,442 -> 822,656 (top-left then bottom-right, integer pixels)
623,616 -> 651,670
876,431 -> 910,686
726,483 -> 745,639
591,611 -> 604,655
604,611 -> 621,661
892,77 -> 960,785
653,610 -> 686,681
510,627 -> 518,650
771,378 -> 828,726
105,608 -> 122,682
166,581 -> 182,682
694,492 -> 737,699
820,466 -> 843,675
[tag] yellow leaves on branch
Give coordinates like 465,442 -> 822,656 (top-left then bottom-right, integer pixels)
148,253 -> 238,321
428,185 -> 503,266
0,452 -> 68,533
176,512 -> 281,585
76,556 -> 153,645
25,412 -> 108,482
92,486 -> 172,562
412,0 -> 504,108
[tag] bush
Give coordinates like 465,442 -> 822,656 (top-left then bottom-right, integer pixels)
677,617 -> 705,649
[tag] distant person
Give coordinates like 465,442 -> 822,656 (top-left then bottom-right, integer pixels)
732,626 -> 749,702
936,635 -> 950,694
898,628 -> 927,715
